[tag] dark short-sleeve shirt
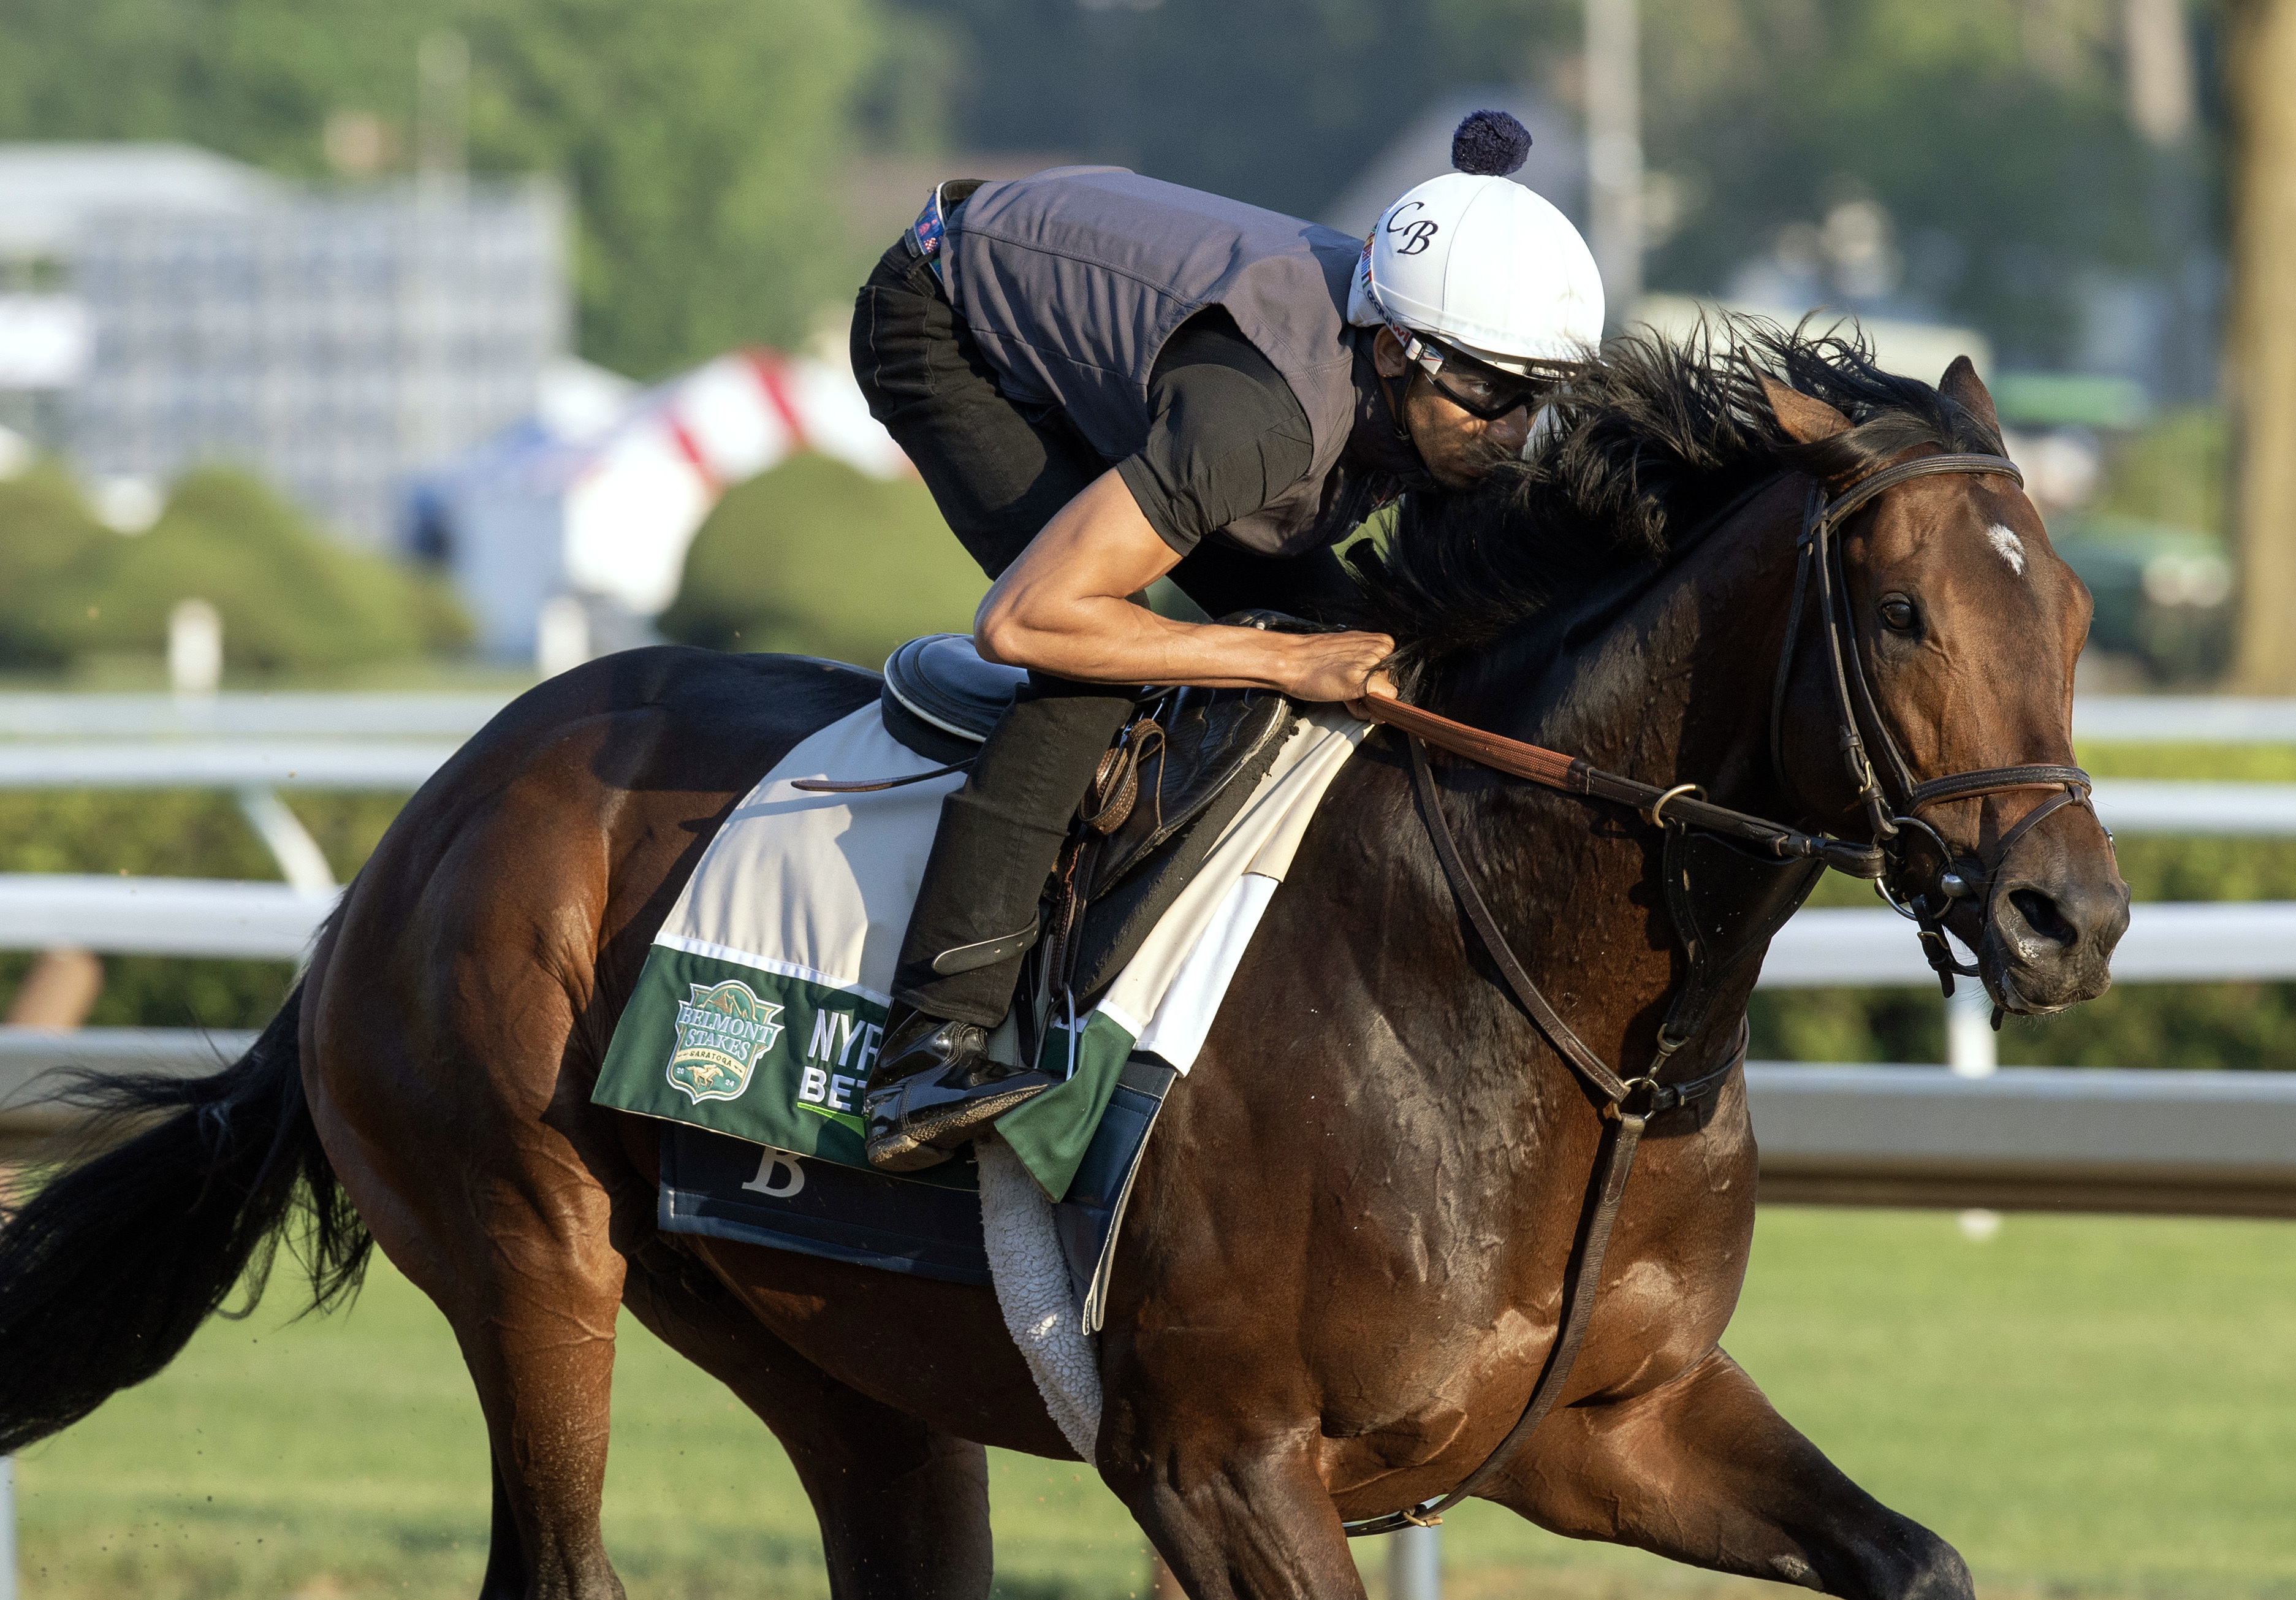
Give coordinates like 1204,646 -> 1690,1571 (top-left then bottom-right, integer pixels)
1115,310 -> 1317,557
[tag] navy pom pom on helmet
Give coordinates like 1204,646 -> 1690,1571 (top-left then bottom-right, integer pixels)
1450,109 -> 1532,177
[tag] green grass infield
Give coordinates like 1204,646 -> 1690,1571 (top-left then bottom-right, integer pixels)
12,1206 -> 2293,1599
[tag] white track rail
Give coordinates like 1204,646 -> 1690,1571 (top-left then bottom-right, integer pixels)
1760,901 -> 2296,988
2072,696 -> 2296,744
0,692 -> 512,740
0,875 -> 2284,988
0,876 -> 334,959
0,741 -> 454,790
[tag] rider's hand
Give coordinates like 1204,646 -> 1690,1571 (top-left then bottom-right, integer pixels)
1280,631 -> 1397,704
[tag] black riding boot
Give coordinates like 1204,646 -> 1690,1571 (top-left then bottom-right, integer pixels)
862,676 -> 1135,1171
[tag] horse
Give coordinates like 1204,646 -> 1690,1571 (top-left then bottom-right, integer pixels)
0,324 -> 2127,1600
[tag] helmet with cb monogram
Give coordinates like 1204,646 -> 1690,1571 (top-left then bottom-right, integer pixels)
1347,110 -> 1605,417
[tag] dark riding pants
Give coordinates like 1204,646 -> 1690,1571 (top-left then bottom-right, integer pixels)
851,237 -> 1354,1023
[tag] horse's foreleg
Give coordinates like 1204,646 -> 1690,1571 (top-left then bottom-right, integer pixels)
620,1237 -> 994,1600
1103,1432 -> 1367,1600
1484,1347 -> 1971,1599
479,1455 -> 528,1599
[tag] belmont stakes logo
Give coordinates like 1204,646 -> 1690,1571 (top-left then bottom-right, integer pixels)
664,979 -> 786,1105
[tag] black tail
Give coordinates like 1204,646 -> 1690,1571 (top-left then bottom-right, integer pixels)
0,983 -> 371,1453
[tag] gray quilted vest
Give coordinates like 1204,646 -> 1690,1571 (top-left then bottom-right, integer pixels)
943,166 -> 1364,555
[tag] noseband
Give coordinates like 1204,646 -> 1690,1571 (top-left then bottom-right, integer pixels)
1769,451 -> 2096,997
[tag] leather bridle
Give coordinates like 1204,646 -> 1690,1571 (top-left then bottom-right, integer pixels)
1770,451 -> 2095,997
1341,449 -> 2096,1537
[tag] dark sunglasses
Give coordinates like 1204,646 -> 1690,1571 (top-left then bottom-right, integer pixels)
1391,327 -> 1569,421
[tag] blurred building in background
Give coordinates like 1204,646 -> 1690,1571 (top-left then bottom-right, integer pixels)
404,343 -> 913,663
0,142 -> 567,545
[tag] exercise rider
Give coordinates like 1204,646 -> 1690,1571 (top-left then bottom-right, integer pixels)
849,110 -> 1603,1172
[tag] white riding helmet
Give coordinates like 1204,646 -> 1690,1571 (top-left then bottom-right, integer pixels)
1347,112 -> 1605,379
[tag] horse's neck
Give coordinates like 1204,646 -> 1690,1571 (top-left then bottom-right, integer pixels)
1420,489 -> 1803,1070
1454,487 -> 1801,817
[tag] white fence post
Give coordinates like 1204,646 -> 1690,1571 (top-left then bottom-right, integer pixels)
166,599 -> 222,698
1945,982 -> 1998,1078
1389,1524 -> 1440,1600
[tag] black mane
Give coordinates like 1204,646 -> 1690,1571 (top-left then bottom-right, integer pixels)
1349,316 -> 2006,694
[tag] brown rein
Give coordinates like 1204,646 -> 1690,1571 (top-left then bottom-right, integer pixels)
1357,695 -> 1888,875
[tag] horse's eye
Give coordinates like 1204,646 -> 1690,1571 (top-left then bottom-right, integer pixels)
1879,596 -> 1918,631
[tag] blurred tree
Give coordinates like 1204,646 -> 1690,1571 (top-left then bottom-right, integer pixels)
2225,0 -> 2296,690
0,0 -> 892,376
907,0 -> 2184,368
0,462 -> 119,666
455,0 -> 886,373
2093,406 -> 2229,535
904,0 -> 1564,216
1635,0 -> 2157,364
0,0 -> 2207,376
658,454 -> 984,669
58,467 -> 470,673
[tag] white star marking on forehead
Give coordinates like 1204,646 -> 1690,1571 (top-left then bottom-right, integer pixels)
1986,523 -> 2026,576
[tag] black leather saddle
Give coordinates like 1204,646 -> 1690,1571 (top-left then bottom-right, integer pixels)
877,627 -> 1302,1003
880,633 -> 1028,758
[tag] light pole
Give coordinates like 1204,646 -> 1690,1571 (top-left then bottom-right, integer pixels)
1585,0 -> 1643,327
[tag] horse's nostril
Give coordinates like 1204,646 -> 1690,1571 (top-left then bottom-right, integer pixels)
2009,887 -> 2079,948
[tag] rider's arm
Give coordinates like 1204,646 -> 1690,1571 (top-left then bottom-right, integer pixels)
973,312 -> 1394,703
973,470 -> 1393,702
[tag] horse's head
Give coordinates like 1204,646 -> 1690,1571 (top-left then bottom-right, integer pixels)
1764,361 -> 2129,1016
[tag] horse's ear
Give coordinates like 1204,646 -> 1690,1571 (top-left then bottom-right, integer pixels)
1938,355 -> 2001,437
1758,374 -> 1852,444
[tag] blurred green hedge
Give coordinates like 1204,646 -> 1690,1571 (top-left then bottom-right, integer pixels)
0,791 -> 408,1029
0,462 -> 121,665
0,463 -> 469,673
657,455 -> 986,669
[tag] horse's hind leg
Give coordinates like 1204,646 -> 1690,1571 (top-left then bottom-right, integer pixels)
445,1188 -> 629,1599
305,958 -> 634,1596
1484,1347 -> 1971,1599
620,1237 -> 994,1599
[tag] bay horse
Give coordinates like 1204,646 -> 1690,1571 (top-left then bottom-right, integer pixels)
0,327 -> 2126,1599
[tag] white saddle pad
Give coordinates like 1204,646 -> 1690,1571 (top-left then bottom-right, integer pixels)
593,696 -> 1369,1453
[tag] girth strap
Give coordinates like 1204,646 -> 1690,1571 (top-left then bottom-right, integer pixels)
1342,739 -> 1744,1537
